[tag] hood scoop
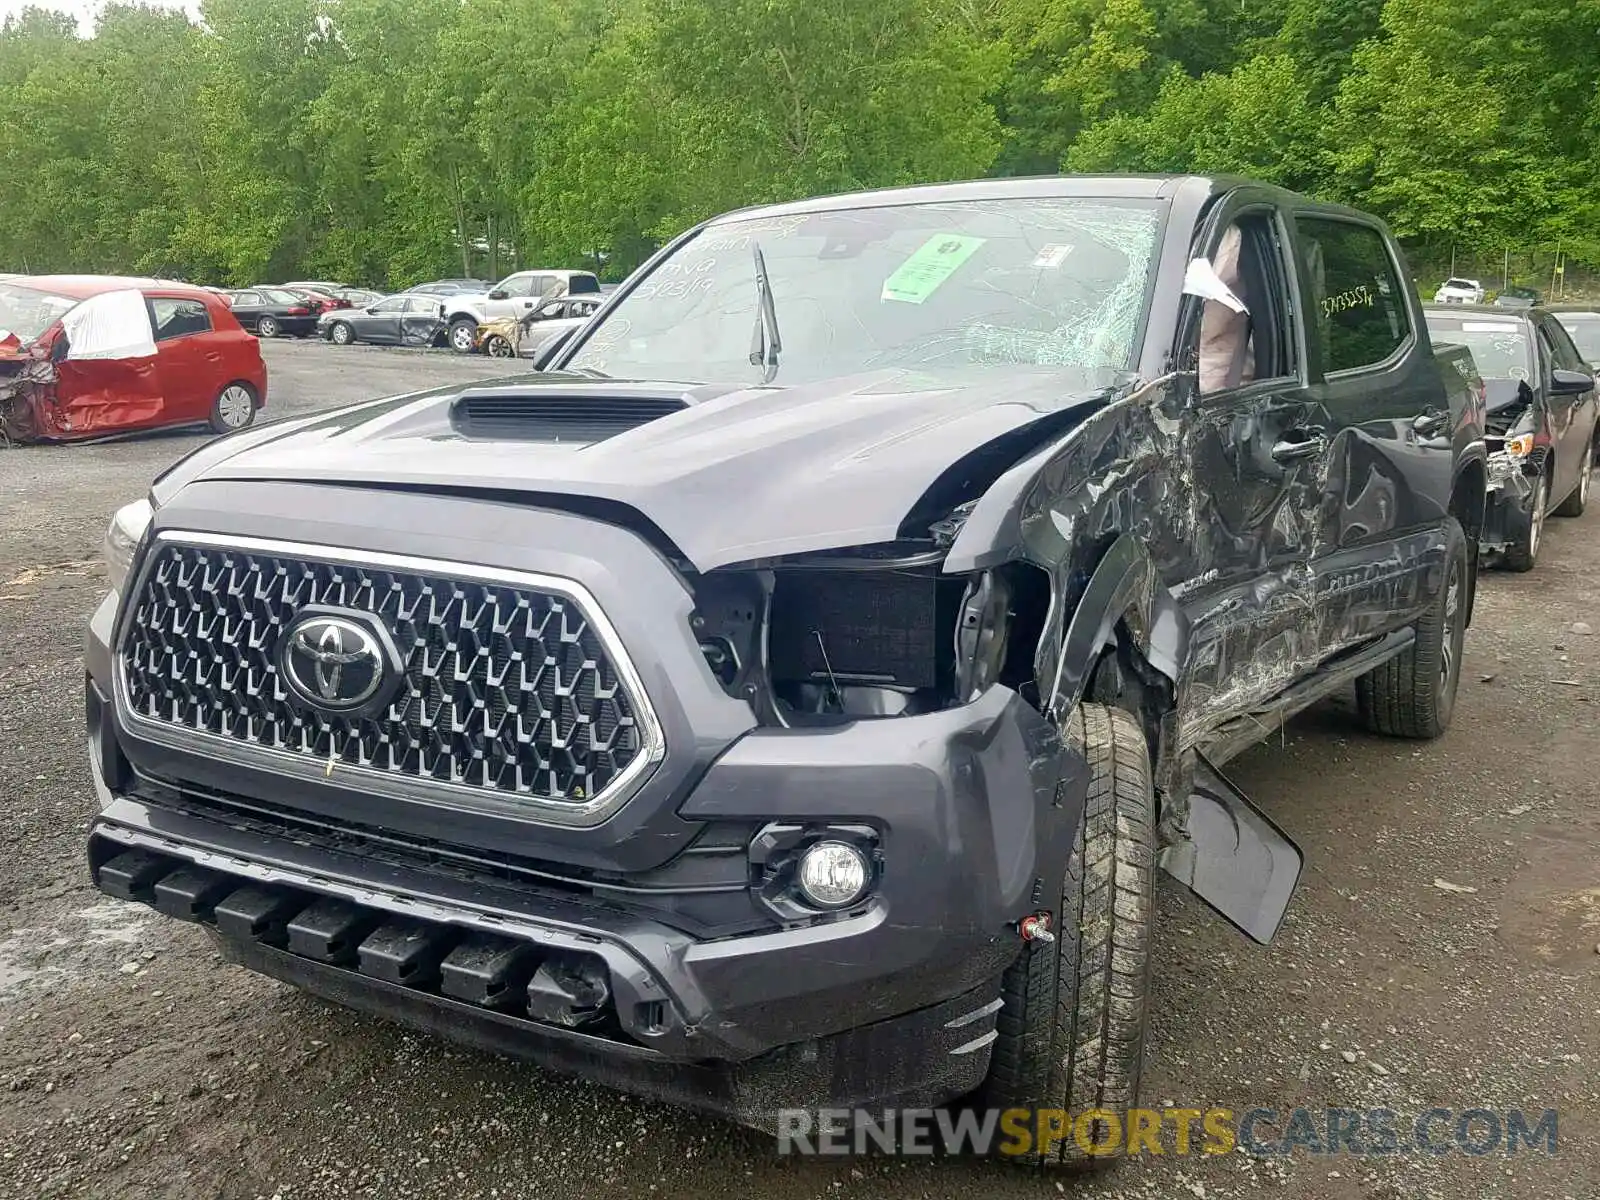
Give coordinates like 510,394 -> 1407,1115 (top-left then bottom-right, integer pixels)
452,387 -> 688,442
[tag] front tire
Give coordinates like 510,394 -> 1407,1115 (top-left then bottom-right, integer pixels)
209,382 -> 257,434
983,703 -> 1155,1167
448,318 -> 478,354
256,316 -> 279,339
328,321 -> 355,346
1356,515 -> 1468,737
1552,443 -> 1591,517
485,334 -> 514,358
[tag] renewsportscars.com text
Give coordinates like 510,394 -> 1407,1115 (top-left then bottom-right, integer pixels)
776,1106 -> 1559,1158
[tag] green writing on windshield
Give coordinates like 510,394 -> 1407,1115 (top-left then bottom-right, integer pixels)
881,234 -> 986,304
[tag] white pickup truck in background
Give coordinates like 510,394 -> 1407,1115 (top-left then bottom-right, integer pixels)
442,268 -> 602,352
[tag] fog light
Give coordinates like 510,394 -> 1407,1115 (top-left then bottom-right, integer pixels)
796,840 -> 870,909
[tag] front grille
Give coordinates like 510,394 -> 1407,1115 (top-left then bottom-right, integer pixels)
118,536 -> 657,815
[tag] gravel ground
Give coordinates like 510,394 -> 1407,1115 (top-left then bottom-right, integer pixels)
1,340 -> 1596,1199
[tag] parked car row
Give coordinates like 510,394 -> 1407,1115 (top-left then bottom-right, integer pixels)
1432,277 -> 1545,307
1425,303 -> 1600,572
312,268 -> 606,355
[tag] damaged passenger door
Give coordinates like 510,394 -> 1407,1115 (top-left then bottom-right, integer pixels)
399,296 -> 447,347
50,289 -> 164,437
1170,193 -> 1324,738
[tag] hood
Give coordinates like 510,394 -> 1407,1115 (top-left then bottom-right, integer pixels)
1484,377 -> 1535,414
171,367 -> 1111,571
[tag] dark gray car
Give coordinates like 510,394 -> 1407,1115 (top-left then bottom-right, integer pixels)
85,175 -> 1486,1165
1425,304 -> 1598,570
319,293 -> 447,347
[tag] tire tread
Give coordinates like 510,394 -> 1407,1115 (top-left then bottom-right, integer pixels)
984,704 -> 1154,1166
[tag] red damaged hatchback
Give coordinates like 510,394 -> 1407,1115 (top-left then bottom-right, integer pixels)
0,275 -> 267,443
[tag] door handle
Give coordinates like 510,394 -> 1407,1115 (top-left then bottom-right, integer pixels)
1270,433 -> 1326,463
1412,410 -> 1446,437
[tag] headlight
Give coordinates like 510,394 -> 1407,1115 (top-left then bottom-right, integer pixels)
1504,433 -> 1535,458
1486,452 -> 1516,485
103,498 -> 153,593
796,840 -> 871,909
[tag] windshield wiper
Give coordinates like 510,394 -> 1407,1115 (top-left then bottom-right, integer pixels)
747,243 -> 781,384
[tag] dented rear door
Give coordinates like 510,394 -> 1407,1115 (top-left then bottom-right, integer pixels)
1290,210 -> 1454,654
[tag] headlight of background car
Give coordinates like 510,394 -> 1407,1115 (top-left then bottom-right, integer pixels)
103,498 -> 153,593
1504,433 -> 1535,458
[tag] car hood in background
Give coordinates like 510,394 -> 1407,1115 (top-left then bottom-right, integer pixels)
166,368 -> 1112,571
1483,377 -> 1535,414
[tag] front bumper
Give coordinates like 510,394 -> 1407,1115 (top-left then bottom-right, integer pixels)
84,484 -> 1083,1118
1481,460 -> 1537,551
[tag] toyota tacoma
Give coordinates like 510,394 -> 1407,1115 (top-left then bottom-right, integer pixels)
87,176 -> 1485,1164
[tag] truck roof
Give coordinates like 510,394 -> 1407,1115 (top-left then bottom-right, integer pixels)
703,173 -> 1357,226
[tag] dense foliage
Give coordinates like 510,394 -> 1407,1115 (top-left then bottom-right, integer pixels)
0,0 -> 1594,287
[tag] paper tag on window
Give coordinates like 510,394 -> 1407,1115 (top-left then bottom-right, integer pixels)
1031,244 -> 1073,269
882,234 -> 986,304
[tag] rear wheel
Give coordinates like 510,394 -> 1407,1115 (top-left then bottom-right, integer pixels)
448,318 -> 478,354
983,703 -> 1155,1167
209,382 -> 257,434
1357,516 -> 1468,737
1553,444 -> 1591,517
256,316 -> 279,339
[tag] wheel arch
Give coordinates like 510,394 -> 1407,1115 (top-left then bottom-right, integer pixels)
1448,455 -> 1487,626
1038,534 -> 1187,789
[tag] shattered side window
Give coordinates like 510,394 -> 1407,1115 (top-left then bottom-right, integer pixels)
568,197 -> 1164,387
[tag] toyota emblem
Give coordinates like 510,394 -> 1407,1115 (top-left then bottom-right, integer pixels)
279,612 -> 389,713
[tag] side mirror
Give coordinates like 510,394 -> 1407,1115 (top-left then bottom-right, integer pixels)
531,329 -> 575,371
1551,367 -> 1593,395
487,289 -> 508,300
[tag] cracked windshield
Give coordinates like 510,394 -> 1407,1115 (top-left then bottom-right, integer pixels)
568,198 -> 1162,386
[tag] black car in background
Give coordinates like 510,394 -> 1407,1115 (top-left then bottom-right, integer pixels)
223,287 -> 318,338
1550,305 -> 1600,370
1425,305 -> 1598,570
319,293 -> 448,347
333,287 -> 385,308
1494,285 -> 1541,308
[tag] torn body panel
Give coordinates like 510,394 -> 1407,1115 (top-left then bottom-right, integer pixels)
0,349 -> 164,441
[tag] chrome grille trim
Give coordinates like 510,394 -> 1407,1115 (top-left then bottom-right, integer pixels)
113,531 -> 666,828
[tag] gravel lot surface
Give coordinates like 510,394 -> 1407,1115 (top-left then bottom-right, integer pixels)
1,340 -> 1595,1199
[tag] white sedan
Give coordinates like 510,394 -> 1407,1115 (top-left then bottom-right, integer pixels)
1434,277 -> 1486,304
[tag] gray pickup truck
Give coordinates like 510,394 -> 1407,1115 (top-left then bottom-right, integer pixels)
87,175 -> 1485,1164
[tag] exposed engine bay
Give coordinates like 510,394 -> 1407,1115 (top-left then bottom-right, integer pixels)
688,542 -> 1050,727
